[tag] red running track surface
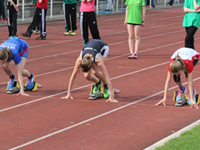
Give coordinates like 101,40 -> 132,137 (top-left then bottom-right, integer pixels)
0,7 -> 200,150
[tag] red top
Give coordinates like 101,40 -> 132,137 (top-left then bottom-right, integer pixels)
36,0 -> 48,9
168,47 -> 199,73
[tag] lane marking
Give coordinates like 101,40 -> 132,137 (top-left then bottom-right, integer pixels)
144,119 -> 200,150
9,76 -> 200,150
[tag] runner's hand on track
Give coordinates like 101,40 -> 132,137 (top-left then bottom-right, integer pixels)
17,91 -> 30,96
190,101 -> 199,109
155,98 -> 166,106
61,93 -> 73,99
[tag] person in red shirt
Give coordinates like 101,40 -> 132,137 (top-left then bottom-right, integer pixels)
156,47 -> 199,109
21,0 -> 48,40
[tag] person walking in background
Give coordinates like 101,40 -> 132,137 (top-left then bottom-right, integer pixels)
63,0 -> 77,36
21,0 -> 48,40
80,0 -> 101,46
155,47 -> 199,109
7,0 -> 19,38
0,0 -> 8,22
124,0 -> 146,59
183,0 -> 200,49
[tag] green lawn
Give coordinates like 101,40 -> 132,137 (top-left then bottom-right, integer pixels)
155,124 -> 200,150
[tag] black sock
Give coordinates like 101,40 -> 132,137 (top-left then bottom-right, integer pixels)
28,74 -> 33,79
104,84 -> 108,88
96,80 -> 101,86
10,74 -> 15,79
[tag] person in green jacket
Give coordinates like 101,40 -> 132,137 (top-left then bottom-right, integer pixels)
183,0 -> 200,49
63,0 -> 77,36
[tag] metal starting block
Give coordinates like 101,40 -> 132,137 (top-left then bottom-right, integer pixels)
6,81 -> 42,94
88,88 -> 120,100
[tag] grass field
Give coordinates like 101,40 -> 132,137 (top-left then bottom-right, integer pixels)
155,124 -> 200,150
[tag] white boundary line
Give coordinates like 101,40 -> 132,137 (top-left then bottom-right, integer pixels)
144,119 -> 200,150
9,76 -> 200,150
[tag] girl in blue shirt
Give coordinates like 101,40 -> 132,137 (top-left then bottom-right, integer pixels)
0,38 -> 35,96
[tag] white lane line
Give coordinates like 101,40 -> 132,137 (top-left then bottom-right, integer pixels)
0,61 -> 168,113
144,119 -> 200,150
9,77 -> 200,150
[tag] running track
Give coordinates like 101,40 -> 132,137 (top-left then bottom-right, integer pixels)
0,7 -> 200,150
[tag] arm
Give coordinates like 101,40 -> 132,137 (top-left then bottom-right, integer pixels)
141,6 -> 146,26
194,0 -> 200,10
97,56 -> 118,102
8,0 -> 19,12
124,6 -> 128,26
187,73 -> 199,109
16,62 -> 29,96
62,56 -> 81,99
155,71 -> 172,106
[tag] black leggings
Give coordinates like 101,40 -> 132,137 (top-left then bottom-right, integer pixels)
185,26 -> 198,49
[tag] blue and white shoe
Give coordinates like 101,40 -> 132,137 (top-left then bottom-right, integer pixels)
187,89 -> 196,105
176,86 -> 187,101
26,74 -> 35,90
7,75 -> 15,90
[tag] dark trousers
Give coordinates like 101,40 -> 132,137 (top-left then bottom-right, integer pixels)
7,7 -> 18,36
185,26 -> 198,49
64,3 -> 77,32
80,12 -> 101,45
33,3 -> 40,31
0,0 -> 6,18
27,8 -> 47,37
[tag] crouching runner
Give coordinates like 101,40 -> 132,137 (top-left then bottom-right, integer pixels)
62,39 -> 118,102
0,38 -> 37,96
155,47 -> 199,109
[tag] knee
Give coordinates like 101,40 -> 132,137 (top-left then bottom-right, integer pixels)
173,74 -> 181,83
84,72 -> 91,80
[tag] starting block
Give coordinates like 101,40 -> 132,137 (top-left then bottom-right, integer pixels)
173,91 -> 200,107
6,81 -> 42,94
89,88 -> 120,100
187,94 -> 200,105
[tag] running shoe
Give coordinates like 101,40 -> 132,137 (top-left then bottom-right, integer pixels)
128,53 -> 138,59
70,31 -> 76,36
64,31 -> 71,36
7,75 -> 15,90
103,84 -> 110,98
187,89 -> 196,105
176,86 -> 187,101
3,17 -> 8,22
26,74 -> 35,90
36,36 -> 46,40
91,81 -> 102,94
21,32 -> 31,38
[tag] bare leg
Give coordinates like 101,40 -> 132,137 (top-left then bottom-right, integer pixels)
127,24 -> 134,54
134,25 -> 141,54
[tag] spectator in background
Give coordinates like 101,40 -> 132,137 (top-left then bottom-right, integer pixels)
80,0 -> 101,46
168,0 -> 174,6
183,0 -> 200,49
124,0 -> 146,59
21,0 -> 48,40
7,0 -> 19,38
106,0 -> 113,11
32,0 -> 41,34
146,0 -> 155,8
0,0 -> 8,22
63,0 -> 77,36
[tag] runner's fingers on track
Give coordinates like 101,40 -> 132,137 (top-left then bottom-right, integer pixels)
61,96 -> 74,99
155,99 -> 166,106
106,98 -> 119,103
190,103 -> 199,109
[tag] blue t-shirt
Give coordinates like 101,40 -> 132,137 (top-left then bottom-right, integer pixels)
0,39 -> 29,65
